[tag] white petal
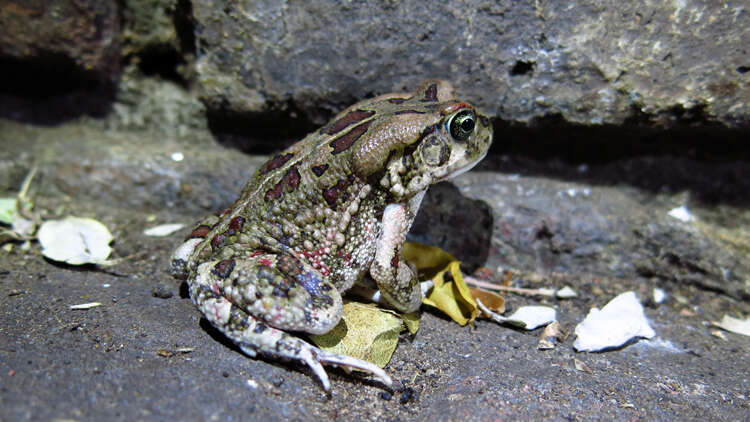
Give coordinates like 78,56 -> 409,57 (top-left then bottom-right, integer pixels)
574,291 -> 655,352
38,217 -> 113,265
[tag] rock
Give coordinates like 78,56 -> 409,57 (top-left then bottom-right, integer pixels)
460,169 -> 750,300
0,0 -> 120,76
192,0 -> 750,136
0,118 -> 263,213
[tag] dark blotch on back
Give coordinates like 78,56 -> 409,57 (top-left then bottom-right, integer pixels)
329,121 -> 371,155
395,110 -> 426,115
264,164 -> 301,201
211,233 -> 226,249
229,216 -> 245,231
311,164 -> 329,177
322,174 -> 355,210
388,98 -> 406,104
188,225 -> 211,239
422,83 -> 438,102
212,258 -> 235,279
324,109 -> 375,135
225,215 -> 245,237
257,153 -> 294,175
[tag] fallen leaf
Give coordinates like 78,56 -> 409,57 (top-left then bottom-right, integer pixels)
423,261 -> 478,326
538,321 -> 566,350
711,315 -> 750,337
401,242 -> 456,278
573,358 -> 592,373
310,301 -> 404,368
38,217 -> 113,265
573,291 -> 655,352
0,198 -> 15,225
470,287 -> 505,316
403,242 -> 478,326
401,312 -> 420,335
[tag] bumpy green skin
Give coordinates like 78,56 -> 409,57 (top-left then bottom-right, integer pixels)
169,80 -> 493,389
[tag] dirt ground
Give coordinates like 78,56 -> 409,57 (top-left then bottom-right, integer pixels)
1,192 -> 749,422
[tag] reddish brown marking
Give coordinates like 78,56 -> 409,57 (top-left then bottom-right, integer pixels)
250,250 -> 264,257
211,233 -> 226,249
229,216 -> 245,231
440,102 -> 472,115
388,98 -> 406,104
324,109 -> 375,135
395,109 -> 426,115
311,164 -> 329,177
391,255 -> 399,269
264,183 -> 283,202
212,259 -> 235,279
322,174 -> 355,209
264,164 -> 301,201
257,153 -> 294,175
329,121 -> 371,155
188,225 -> 211,239
422,83 -> 438,102
224,217 -> 244,237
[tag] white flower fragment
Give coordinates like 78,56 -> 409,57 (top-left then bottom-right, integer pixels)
711,315 -> 750,337
667,205 -> 694,222
556,286 -> 578,299
573,291 -> 655,352
70,302 -> 102,310
653,288 -> 666,304
38,217 -> 114,265
143,223 -> 184,237
501,306 -> 557,330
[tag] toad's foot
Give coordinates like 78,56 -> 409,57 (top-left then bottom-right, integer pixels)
239,337 -> 392,392
193,282 -> 391,391
301,346 -> 392,392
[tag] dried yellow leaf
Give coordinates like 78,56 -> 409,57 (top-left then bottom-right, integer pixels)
422,261 -> 478,326
401,311 -> 420,335
403,242 -> 480,326
310,301 -> 404,368
470,287 -> 506,316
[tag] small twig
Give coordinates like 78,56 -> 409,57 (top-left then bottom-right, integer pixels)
17,166 -> 37,203
464,275 -> 555,297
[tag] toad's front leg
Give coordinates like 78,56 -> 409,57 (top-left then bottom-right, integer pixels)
369,194 -> 425,313
188,252 -> 392,391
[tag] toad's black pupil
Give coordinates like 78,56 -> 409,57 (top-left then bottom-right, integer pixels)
461,118 -> 475,132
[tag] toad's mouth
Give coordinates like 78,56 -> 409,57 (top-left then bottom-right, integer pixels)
437,149 -> 489,181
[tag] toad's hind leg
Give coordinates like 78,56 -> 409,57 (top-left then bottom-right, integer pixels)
190,282 -> 392,391
196,251 -> 344,335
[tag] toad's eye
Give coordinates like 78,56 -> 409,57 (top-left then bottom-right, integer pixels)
448,109 -> 476,142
